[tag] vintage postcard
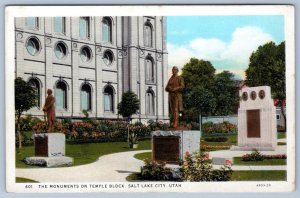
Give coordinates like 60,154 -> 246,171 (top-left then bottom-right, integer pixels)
5,5 -> 295,193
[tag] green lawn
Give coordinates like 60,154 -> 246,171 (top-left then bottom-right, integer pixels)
126,170 -> 286,181
233,157 -> 286,165
277,132 -> 286,139
16,140 -> 151,168
16,177 -> 38,183
231,171 -> 286,181
134,151 -> 152,160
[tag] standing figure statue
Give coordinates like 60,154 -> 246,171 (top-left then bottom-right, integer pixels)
165,66 -> 185,128
43,89 -> 56,133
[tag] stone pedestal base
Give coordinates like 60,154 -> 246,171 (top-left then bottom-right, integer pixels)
23,156 -> 73,167
152,130 -> 201,163
24,133 -> 73,167
230,145 -> 276,151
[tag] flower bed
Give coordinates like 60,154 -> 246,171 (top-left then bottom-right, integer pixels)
202,121 -> 237,134
242,150 -> 287,161
202,145 -> 231,150
30,119 -> 163,143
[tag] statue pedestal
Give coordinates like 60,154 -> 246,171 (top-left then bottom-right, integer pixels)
151,130 -> 201,164
24,133 -> 73,167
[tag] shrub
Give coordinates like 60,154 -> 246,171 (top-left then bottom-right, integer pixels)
141,159 -> 175,181
242,150 -> 264,161
183,151 -> 232,181
202,121 -> 237,134
204,137 -> 228,142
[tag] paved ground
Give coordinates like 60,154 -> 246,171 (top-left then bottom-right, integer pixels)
16,150 -> 148,182
16,145 -> 287,182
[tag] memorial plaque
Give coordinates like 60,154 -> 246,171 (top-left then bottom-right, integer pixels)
35,136 -> 48,157
153,136 -> 180,163
247,110 -> 260,138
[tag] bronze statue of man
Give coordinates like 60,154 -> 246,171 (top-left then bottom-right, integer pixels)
43,89 -> 56,133
165,66 -> 184,128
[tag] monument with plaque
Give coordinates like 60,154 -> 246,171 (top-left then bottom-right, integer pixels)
24,133 -> 73,167
152,130 -> 201,163
24,89 -> 73,167
231,86 -> 277,151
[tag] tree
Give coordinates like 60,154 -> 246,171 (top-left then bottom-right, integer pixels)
118,91 -> 140,147
181,58 -> 216,122
213,71 -> 240,116
117,91 -> 140,119
15,77 -> 37,148
245,41 -> 286,130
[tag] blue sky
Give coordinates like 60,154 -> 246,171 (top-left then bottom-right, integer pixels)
167,15 -> 284,79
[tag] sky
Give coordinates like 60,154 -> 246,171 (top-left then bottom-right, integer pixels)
167,16 -> 284,79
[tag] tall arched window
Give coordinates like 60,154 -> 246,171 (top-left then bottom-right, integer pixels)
104,85 -> 114,112
102,17 -> 112,43
28,78 -> 41,108
55,81 -> 68,110
145,57 -> 154,83
146,89 -> 155,115
81,83 -> 92,111
144,22 -> 153,47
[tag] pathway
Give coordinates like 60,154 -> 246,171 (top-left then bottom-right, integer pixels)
16,146 -> 287,182
16,150 -> 148,182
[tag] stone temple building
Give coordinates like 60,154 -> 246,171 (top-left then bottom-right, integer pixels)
14,16 -> 169,122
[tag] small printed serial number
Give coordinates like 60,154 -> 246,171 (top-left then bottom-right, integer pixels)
256,184 -> 271,187
25,185 -> 33,188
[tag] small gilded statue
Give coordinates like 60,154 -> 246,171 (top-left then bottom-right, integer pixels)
165,66 -> 185,128
43,89 -> 56,133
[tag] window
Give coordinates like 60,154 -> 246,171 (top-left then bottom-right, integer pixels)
144,22 -> 153,47
55,81 -> 68,110
26,37 -> 40,56
146,90 -> 155,115
104,86 -> 114,112
81,84 -> 92,111
80,46 -> 92,62
103,50 -> 113,66
54,17 -> 65,34
55,42 -> 68,59
102,17 -> 112,43
26,17 -> 38,29
145,58 -> 154,83
79,17 -> 90,39
28,78 -> 41,108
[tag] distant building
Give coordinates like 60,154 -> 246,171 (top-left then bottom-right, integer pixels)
15,16 -> 169,122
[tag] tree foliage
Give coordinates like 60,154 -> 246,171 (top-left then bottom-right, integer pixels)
15,77 -> 37,148
117,91 -> 140,119
181,58 -> 216,121
245,41 -> 286,129
213,71 -> 240,115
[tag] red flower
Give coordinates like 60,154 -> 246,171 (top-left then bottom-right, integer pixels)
205,153 -> 209,158
185,151 -> 190,156
225,160 -> 231,165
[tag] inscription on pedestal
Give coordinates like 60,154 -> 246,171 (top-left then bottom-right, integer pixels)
153,136 -> 180,163
35,136 -> 48,157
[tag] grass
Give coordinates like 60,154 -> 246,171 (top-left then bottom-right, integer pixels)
231,171 -> 286,181
16,177 -> 38,183
16,140 -> 151,168
233,157 -> 286,165
126,171 -> 286,181
134,151 -> 152,161
277,132 -> 286,139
